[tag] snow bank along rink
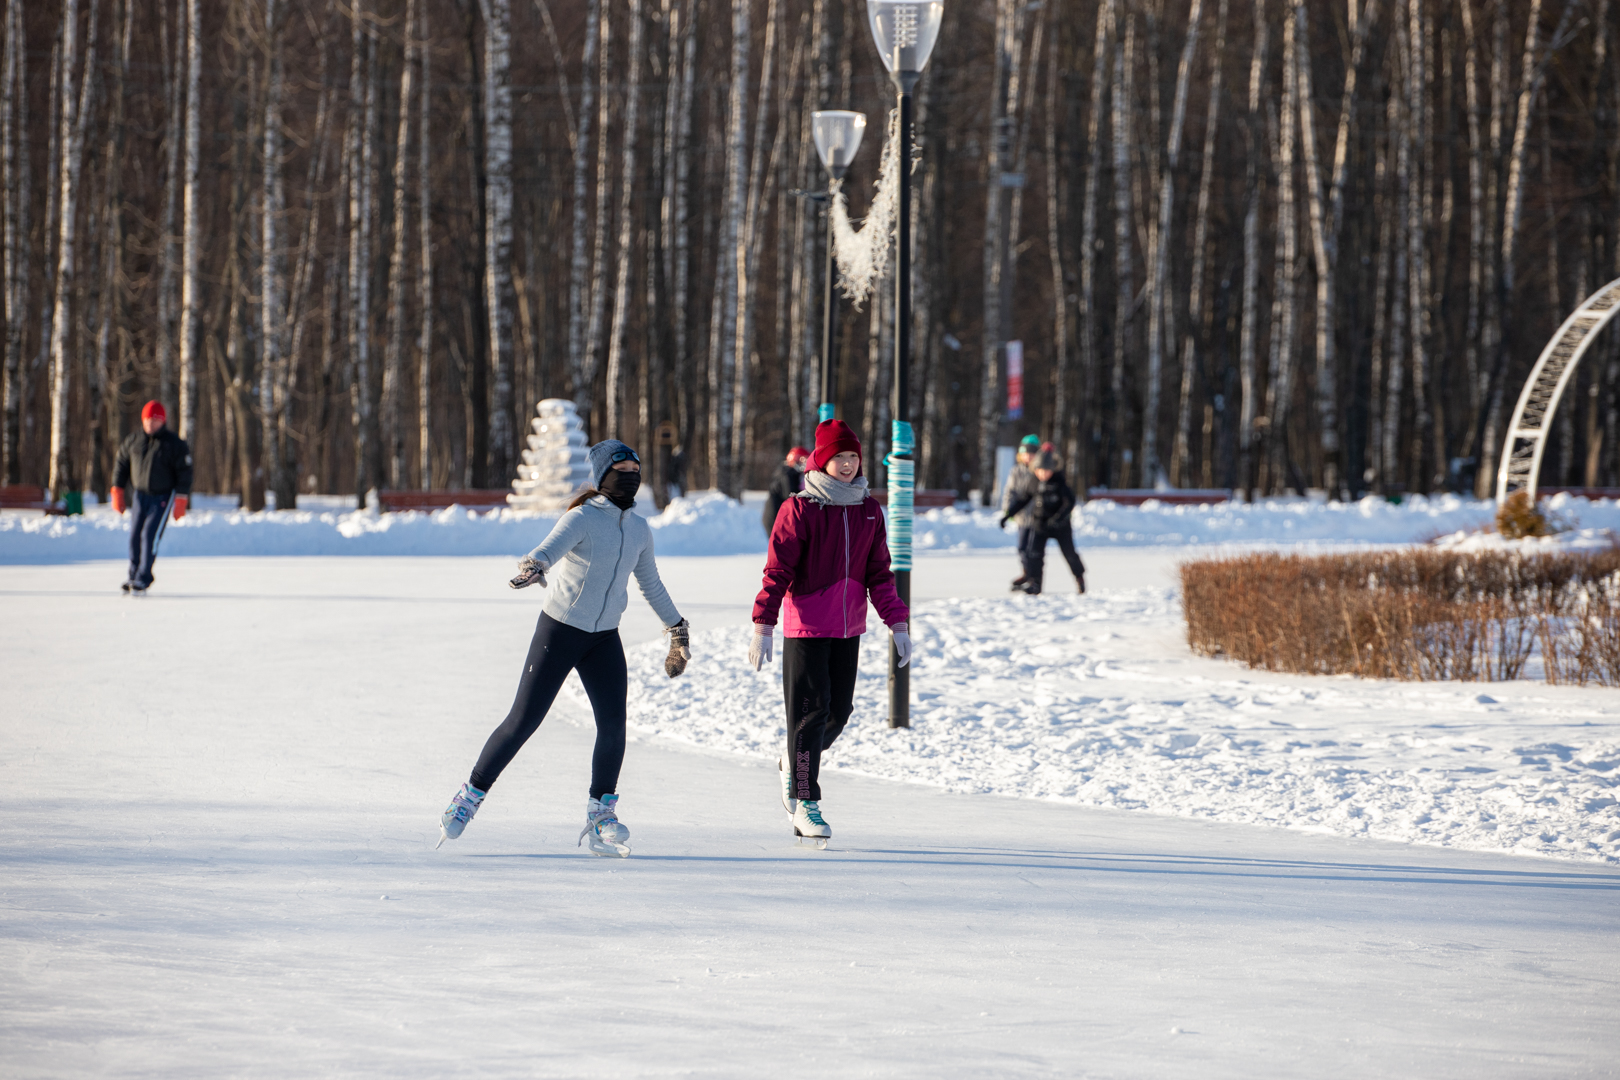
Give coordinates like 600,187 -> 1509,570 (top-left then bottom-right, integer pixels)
4,556 -> 1618,1078
14,487 -> 1620,562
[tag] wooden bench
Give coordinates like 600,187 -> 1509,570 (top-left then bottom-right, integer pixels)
1085,488 -> 1232,507
867,488 -> 960,509
376,489 -> 513,513
0,485 -> 51,511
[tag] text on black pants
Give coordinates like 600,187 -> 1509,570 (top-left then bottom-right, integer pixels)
470,612 -> 628,798
782,635 -> 861,802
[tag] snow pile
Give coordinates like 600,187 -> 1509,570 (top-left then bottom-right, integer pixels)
593,591 -> 1620,865
1432,526 -> 1619,552
0,491 -> 763,563
11,490 -> 1620,561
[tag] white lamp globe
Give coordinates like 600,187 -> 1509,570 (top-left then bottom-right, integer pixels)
812,111 -> 867,178
866,0 -> 944,81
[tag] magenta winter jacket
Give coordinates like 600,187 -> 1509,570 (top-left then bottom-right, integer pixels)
752,494 -> 910,638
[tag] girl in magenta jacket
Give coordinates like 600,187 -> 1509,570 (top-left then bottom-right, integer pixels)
749,419 -> 911,845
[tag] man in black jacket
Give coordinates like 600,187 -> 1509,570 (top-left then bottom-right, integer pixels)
1002,450 -> 1086,595
762,445 -> 810,533
112,400 -> 193,593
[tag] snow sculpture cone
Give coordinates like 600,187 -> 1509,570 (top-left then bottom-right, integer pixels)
509,399 -> 592,511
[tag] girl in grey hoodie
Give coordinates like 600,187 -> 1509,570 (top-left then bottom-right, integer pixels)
437,440 -> 690,856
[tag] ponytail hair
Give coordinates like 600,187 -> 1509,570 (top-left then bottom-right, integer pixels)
567,488 -> 603,511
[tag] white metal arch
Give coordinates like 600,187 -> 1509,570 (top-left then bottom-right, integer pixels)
1496,275 -> 1620,502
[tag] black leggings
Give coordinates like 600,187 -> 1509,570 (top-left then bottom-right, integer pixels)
782,635 -> 861,803
470,612 -> 628,798
1021,528 -> 1087,591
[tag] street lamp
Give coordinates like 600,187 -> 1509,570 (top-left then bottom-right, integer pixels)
810,110 -> 867,425
866,0 -> 942,729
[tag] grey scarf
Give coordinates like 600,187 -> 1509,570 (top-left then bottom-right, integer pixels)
798,469 -> 869,506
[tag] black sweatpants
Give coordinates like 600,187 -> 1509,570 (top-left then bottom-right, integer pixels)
1021,528 -> 1087,592
127,490 -> 172,588
470,612 -> 628,798
782,635 -> 861,802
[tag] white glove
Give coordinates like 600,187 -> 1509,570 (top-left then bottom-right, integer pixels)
509,555 -> 547,589
749,624 -> 774,670
892,624 -> 912,668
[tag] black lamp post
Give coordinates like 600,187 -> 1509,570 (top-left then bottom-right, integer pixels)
866,0 -> 942,729
810,110 -> 867,425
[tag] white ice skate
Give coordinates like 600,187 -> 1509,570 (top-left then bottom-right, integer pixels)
778,756 -> 797,816
437,782 -> 486,848
792,800 -> 831,849
579,793 -> 631,857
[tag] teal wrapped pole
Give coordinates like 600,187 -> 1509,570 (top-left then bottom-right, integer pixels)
887,420 -> 915,571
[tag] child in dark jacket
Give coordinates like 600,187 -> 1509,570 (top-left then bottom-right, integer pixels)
1004,449 -> 1087,595
749,419 -> 911,846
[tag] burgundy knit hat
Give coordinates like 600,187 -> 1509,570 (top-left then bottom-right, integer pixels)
808,419 -> 862,474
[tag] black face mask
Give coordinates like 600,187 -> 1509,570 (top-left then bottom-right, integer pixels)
598,467 -> 641,509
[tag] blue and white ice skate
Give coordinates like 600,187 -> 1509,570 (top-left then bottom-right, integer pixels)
437,782 -> 486,849
579,793 -> 631,857
792,800 -> 830,849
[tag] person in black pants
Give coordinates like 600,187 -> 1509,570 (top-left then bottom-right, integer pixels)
1003,450 -> 1086,595
111,400 -> 193,594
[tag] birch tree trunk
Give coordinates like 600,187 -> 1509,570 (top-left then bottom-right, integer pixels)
1236,0 -> 1270,498
583,0 -> 614,426
261,0 -> 289,506
1076,0 -> 1112,491
1145,0 -> 1204,487
383,0 -> 417,488
1405,0 -> 1431,492
731,0 -> 779,484
605,0 -> 644,437
977,0 -> 1012,504
87,0 -> 130,497
1110,8 -> 1136,487
49,0 -> 99,495
1263,6 -> 1298,495
1173,0 -> 1227,487
179,0 -> 202,442
347,7 -> 377,501
418,0 -> 434,487
155,0 -> 180,409
668,0 -> 695,448
1044,27 -> 1070,467
708,0 -> 749,496
566,0 -> 599,414
482,0 -> 515,483
2,0 -> 28,483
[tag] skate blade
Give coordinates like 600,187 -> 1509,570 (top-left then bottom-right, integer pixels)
793,832 -> 830,850
435,827 -> 449,850
587,841 -> 631,858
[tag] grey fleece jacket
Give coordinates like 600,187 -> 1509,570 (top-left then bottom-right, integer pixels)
526,497 -> 682,632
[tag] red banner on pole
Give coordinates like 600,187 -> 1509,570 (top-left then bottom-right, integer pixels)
1006,340 -> 1024,420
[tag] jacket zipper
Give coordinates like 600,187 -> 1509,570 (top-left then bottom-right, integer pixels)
598,503 -> 629,630
841,506 -> 851,638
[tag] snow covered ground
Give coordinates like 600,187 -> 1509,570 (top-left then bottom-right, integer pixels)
4,555 -> 1618,1076
10,488 -> 1620,562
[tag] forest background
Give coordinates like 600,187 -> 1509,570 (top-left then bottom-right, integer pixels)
1,0 -> 1616,510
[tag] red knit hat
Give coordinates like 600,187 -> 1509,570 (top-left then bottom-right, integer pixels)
786,445 -> 811,465
809,419 -> 862,474
141,400 -> 167,422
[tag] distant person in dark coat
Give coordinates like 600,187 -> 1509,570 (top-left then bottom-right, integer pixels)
762,445 -> 811,532
1002,450 -> 1086,595
999,434 -> 1042,590
112,400 -> 193,594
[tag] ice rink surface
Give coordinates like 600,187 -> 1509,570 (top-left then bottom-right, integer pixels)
3,554 -> 1618,1078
